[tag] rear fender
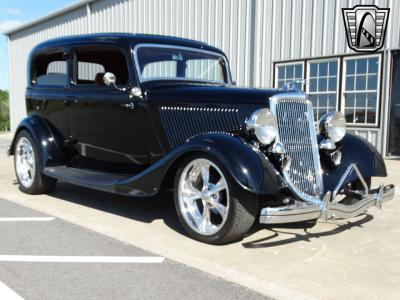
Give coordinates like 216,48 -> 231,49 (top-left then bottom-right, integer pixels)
8,114 -> 66,168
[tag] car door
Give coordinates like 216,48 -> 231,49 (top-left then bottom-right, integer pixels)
67,44 -> 150,174
26,48 -> 70,142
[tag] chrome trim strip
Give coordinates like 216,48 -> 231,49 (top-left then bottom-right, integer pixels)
269,92 -> 324,206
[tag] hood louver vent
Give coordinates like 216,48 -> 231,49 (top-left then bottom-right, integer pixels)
159,106 -> 240,147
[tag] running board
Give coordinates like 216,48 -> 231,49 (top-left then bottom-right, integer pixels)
43,166 -> 128,194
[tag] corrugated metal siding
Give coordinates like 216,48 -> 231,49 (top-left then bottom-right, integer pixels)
6,0 -> 400,155
250,0 -> 400,155
7,0 -> 254,132
89,0 -> 253,87
253,0 -> 400,87
7,6 -> 87,131
348,128 -> 380,147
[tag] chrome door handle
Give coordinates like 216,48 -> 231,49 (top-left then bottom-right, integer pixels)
120,102 -> 135,110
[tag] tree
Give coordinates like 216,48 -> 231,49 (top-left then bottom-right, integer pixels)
0,90 -> 10,132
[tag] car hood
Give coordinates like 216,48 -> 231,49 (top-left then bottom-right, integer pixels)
145,84 -> 289,105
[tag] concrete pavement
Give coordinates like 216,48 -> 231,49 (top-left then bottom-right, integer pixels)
0,132 -> 399,300
0,198 -> 265,300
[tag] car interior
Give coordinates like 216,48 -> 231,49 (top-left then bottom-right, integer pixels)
33,48 -> 130,87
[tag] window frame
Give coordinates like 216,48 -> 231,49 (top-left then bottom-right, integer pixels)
71,44 -> 133,90
133,43 -> 233,85
340,54 -> 382,127
306,57 -> 341,120
30,48 -> 69,89
274,61 -> 305,90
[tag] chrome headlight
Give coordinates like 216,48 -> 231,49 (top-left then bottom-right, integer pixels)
246,108 -> 278,145
319,112 -> 346,143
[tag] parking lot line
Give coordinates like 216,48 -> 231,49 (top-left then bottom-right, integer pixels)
0,255 -> 165,263
0,280 -> 24,300
0,217 -> 55,222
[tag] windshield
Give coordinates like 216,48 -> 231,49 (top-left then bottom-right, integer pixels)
135,45 -> 230,84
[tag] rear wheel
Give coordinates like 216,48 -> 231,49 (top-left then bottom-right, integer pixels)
174,154 -> 258,244
14,130 -> 57,194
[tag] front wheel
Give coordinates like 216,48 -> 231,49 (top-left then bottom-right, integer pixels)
174,154 -> 258,244
14,130 -> 57,194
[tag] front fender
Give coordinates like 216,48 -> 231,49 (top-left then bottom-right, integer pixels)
117,133 -> 287,196
322,133 -> 387,192
8,114 -> 66,168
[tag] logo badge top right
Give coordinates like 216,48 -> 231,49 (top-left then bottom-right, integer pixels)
342,5 -> 390,52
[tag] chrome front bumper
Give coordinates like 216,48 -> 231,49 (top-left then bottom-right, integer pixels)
260,184 -> 395,224
260,164 -> 395,224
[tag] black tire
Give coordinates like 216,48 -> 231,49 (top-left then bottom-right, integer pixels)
174,154 -> 258,245
14,130 -> 57,194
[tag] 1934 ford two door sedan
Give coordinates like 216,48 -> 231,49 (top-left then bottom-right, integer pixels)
9,34 -> 395,244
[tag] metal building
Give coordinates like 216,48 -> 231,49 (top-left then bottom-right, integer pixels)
4,0 -> 400,157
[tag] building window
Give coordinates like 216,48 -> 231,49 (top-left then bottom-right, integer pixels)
342,55 -> 380,125
275,62 -> 304,90
307,59 -> 339,121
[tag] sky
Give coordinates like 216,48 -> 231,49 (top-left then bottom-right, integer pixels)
0,0 -> 76,90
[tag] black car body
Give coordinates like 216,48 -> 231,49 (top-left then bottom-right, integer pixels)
9,34 -> 395,244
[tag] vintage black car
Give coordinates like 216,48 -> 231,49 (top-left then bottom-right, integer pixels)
8,33 -> 394,244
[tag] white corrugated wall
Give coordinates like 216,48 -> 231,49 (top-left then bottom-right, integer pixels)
6,0 -> 400,154
7,6 -> 88,133
253,0 -> 400,87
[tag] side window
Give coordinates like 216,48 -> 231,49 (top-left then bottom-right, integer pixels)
75,48 -> 129,86
78,62 -> 105,83
33,52 -> 67,87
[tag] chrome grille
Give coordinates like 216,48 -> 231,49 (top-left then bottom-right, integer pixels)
159,106 -> 240,147
270,95 -> 323,198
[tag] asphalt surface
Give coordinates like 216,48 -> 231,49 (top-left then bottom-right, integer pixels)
0,134 -> 267,300
0,198 -> 266,300
1,132 -> 399,300
0,137 -> 10,149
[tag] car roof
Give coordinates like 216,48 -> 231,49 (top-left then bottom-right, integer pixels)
31,33 -> 226,56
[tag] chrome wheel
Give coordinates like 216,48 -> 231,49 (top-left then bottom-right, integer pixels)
15,137 -> 36,188
178,158 -> 230,236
